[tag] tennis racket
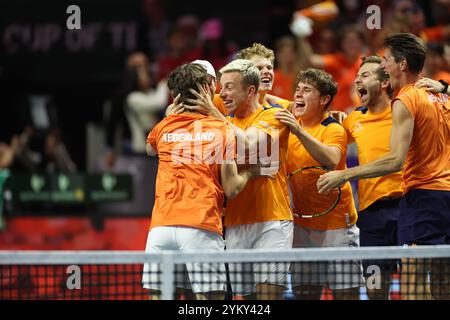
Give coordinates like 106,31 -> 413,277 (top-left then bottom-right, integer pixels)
287,166 -> 341,218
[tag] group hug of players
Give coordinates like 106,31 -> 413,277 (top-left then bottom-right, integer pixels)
142,33 -> 450,300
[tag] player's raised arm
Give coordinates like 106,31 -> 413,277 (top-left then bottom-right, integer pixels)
317,99 -> 414,194
415,77 -> 450,95
276,69 -> 342,170
220,160 -> 276,199
276,108 -> 341,170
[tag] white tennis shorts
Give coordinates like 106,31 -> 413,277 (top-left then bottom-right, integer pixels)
291,223 -> 364,290
142,226 -> 226,294
225,220 -> 294,296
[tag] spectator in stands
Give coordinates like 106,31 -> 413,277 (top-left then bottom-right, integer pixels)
125,53 -> 169,154
371,0 -> 417,50
405,2 -> 450,42
104,52 -> 168,167
314,28 -> 337,55
197,18 -> 237,71
430,0 -> 450,26
423,42 -> 450,83
330,0 -> 366,30
43,129 -> 77,173
176,14 -> 201,53
16,128 -> 76,173
5,96 -> 77,173
444,42 -> 450,70
372,0 -> 450,49
11,130 -> 75,174
156,26 -> 200,82
271,36 -> 299,101
136,0 -> 172,61
295,23 -> 367,112
0,137 -> 18,169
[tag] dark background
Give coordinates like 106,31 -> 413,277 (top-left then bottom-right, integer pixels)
0,0 -> 288,169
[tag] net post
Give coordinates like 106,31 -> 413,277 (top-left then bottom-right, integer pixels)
160,252 -> 175,300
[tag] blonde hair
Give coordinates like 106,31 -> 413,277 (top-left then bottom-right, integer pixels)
236,43 -> 275,66
219,59 -> 260,91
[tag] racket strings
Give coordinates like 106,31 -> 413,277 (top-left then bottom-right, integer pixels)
289,168 -> 340,216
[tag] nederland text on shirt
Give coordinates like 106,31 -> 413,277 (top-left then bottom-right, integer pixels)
161,132 -> 216,143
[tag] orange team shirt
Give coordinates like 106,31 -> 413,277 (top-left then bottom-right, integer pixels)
287,115 -> 357,230
147,113 -> 235,235
224,104 -> 292,226
271,69 -> 296,101
322,53 -> 362,112
393,84 -> 450,193
343,106 -> 403,211
270,98 -> 292,110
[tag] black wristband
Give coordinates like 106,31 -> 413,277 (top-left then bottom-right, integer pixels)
438,79 -> 449,94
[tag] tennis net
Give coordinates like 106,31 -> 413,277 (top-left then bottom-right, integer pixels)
1,246 -> 450,300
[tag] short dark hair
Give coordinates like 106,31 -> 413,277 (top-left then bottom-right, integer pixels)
383,33 -> 426,73
167,63 -> 209,105
296,68 -> 338,110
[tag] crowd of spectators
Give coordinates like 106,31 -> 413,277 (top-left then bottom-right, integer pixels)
2,0 -> 450,173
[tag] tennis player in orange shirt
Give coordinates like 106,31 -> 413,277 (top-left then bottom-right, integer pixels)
142,63 -> 272,300
235,43 -> 292,110
165,59 -> 228,116
275,68 -> 362,300
210,43 -> 292,116
318,33 -> 450,300
344,56 -> 403,300
184,58 -> 293,300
